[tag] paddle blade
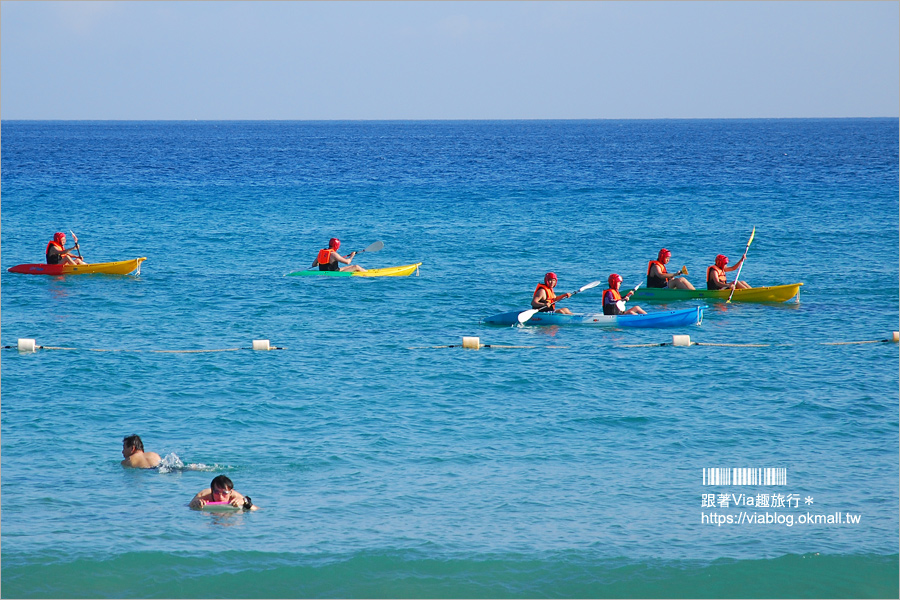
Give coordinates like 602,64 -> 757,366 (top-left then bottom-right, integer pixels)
747,226 -> 756,247
362,240 -> 384,253
575,280 -> 603,294
517,308 -> 540,324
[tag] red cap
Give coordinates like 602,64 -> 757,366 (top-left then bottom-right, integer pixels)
329,238 -> 340,250
54,232 -> 66,245
608,273 -> 623,287
544,272 -> 557,286
715,254 -> 728,268
658,248 -> 671,261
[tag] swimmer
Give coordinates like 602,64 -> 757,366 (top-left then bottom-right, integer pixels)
121,435 -> 161,469
190,475 -> 258,511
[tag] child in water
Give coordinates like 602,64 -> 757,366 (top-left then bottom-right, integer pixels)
190,475 -> 258,511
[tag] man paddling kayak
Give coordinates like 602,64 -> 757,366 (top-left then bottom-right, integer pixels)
532,272 -> 573,315
647,248 -> 694,290
706,254 -> 751,290
603,274 -> 646,316
310,238 -> 366,273
46,232 -> 85,266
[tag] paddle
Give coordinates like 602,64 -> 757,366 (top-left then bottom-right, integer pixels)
517,280 -> 603,324
353,240 -> 384,256
615,281 -> 643,312
727,226 -> 755,303
69,230 -> 83,261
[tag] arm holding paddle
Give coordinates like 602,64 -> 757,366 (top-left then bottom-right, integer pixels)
727,227 -> 755,302
519,279 -> 603,324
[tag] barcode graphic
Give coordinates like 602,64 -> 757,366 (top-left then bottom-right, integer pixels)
703,468 -> 786,485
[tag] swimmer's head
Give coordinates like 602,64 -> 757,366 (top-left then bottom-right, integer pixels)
211,474 -> 234,494
122,434 -> 144,455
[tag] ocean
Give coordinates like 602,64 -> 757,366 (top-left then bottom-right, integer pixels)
1,119 -> 897,598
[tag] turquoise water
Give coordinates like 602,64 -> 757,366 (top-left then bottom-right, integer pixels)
2,120 -> 898,598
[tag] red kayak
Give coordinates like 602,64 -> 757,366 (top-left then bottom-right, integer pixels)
7,257 -> 146,276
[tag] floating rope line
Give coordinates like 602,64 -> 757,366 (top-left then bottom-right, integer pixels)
5,339 -> 286,353
618,333 -> 899,349
409,344 -> 570,349
408,336 -> 567,350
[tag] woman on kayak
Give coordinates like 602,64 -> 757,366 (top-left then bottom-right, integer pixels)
706,254 -> 751,290
647,248 -> 694,290
603,274 -> 647,316
532,272 -> 573,315
45,232 -> 85,266
310,238 -> 366,273
190,475 -> 258,511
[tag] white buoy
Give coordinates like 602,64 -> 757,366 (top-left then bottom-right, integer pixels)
17,338 -> 36,353
893,332 -> 899,343
462,336 -> 481,350
672,335 -> 691,347
252,340 -> 271,351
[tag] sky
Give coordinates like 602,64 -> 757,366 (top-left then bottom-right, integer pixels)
1,1 -> 898,120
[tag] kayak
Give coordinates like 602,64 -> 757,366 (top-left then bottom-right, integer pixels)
630,283 -> 803,303
7,257 -> 147,276
287,262 -> 422,277
483,305 -> 705,328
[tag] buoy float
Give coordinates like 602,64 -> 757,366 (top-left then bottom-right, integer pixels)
17,338 -> 36,353
672,335 -> 691,347
462,336 -> 481,350
251,340 -> 271,351
893,332 -> 899,343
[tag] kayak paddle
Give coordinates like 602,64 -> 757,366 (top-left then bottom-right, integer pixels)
354,240 -> 384,255
616,281 -> 642,312
726,226 -> 755,303
69,230 -> 83,261
517,280 -> 603,324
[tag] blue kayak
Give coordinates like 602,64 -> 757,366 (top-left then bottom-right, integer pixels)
483,305 -> 705,328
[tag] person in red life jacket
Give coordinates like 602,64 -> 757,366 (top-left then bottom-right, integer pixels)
647,248 -> 694,290
310,238 -> 366,273
706,254 -> 750,290
602,274 -> 647,316
531,272 -> 573,315
45,232 -> 86,266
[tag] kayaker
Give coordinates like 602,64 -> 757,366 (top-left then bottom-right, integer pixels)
121,435 -> 161,469
532,272 -> 573,315
190,475 -> 258,511
602,274 -> 647,316
706,254 -> 751,290
45,232 -> 86,266
647,248 -> 694,290
310,238 -> 366,273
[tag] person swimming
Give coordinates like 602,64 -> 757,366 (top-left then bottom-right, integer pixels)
189,475 -> 258,511
121,434 -> 161,469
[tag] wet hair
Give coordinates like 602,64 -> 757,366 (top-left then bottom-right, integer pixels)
122,435 -> 144,452
211,475 -> 234,492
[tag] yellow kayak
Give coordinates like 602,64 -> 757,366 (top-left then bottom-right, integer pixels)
8,257 -> 147,276
631,283 -> 803,303
287,262 -> 422,277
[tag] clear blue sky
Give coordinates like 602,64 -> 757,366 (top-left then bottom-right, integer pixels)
2,1 -> 897,119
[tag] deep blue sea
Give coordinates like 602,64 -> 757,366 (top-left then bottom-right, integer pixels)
2,120 -> 898,598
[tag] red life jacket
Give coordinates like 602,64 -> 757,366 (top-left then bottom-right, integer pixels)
534,283 -> 557,308
706,265 -> 727,289
46,240 -> 64,263
647,260 -> 669,288
647,260 -> 667,276
317,248 -> 335,265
